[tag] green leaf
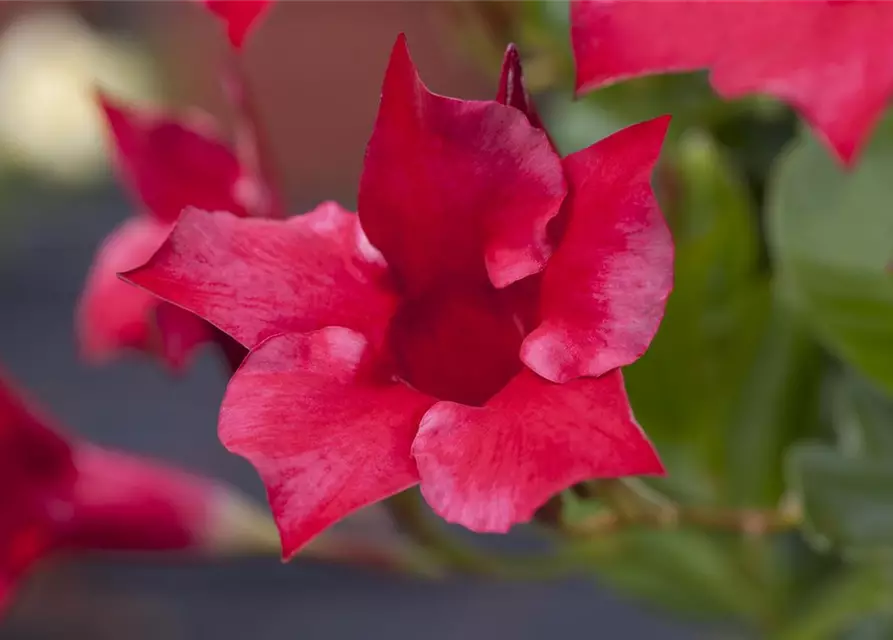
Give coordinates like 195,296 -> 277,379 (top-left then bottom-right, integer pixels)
833,372 -> 893,461
774,565 -> 891,640
789,443 -> 893,554
544,99 -> 627,157
724,308 -> 825,506
584,530 -> 771,621
562,493 -> 779,624
767,118 -> 893,394
840,614 -> 893,640
624,132 -> 770,501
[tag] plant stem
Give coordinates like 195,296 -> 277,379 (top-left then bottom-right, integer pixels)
221,48 -> 286,220
567,479 -> 802,537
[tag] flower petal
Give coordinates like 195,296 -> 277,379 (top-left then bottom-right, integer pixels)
99,94 -> 247,222
203,0 -> 272,49
571,0 -> 893,165
358,35 -> 566,293
496,44 -> 545,131
122,202 -> 397,350
0,371 -> 75,491
77,217 -> 171,362
413,368 -> 663,533
63,444 -> 279,555
522,117 -> 673,384
220,328 -> 434,557
389,286 -> 524,406
0,370 -> 75,609
154,303 -> 213,371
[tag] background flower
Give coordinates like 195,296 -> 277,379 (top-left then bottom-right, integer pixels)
571,0 -> 893,166
0,367 -> 277,612
76,96 -> 248,371
203,0 -> 272,49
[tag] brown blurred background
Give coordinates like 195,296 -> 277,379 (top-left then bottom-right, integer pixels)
0,0 -> 498,202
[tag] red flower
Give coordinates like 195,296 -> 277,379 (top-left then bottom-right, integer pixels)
77,94 -> 252,371
122,36 -> 672,554
203,0 -> 272,49
0,368 -> 273,612
571,0 -> 893,166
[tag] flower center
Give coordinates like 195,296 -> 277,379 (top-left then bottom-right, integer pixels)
388,286 -> 525,407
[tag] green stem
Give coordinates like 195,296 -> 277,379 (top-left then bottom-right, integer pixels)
569,479 -> 802,537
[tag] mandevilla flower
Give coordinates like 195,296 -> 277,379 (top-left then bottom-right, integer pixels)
571,0 -> 893,166
78,0 -> 275,371
122,36 -> 673,555
77,96 -> 254,371
203,0 -> 272,49
0,367 -> 275,611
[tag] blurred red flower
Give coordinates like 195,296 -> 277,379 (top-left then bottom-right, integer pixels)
76,96 -> 252,371
203,0 -> 272,49
122,36 -> 672,555
571,0 -> 893,166
0,368 -> 268,612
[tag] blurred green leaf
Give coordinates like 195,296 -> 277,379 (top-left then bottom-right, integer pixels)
533,0 -> 570,28
789,443 -> 893,554
773,377 -> 893,636
840,614 -> 893,640
544,99 -> 626,157
724,308 -> 825,507
833,372 -> 893,461
624,132 -> 769,501
774,565 -> 891,640
582,73 -> 723,129
768,118 -> 893,394
585,530 -> 771,621
562,494 -> 781,625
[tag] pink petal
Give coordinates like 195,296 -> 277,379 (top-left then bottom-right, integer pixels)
60,445 -> 213,552
358,35 -> 566,294
153,303 -> 213,371
220,328 -> 434,557
99,94 -> 247,222
571,0 -> 893,166
413,368 -> 663,533
521,117 -> 673,384
0,370 -> 75,609
496,44 -> 545,130
77,217 -> 171,362
494,44 -> 564,250
203,0 -> 272,49
122,203 -> 397,350
389,286 -> 524,407
0,371 -> 75,489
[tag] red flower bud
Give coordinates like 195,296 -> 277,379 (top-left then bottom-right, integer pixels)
0,369 -> 276,612
202,0 -> 272,49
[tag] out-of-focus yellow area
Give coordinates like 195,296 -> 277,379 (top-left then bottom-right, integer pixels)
0,9 -> 157,184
